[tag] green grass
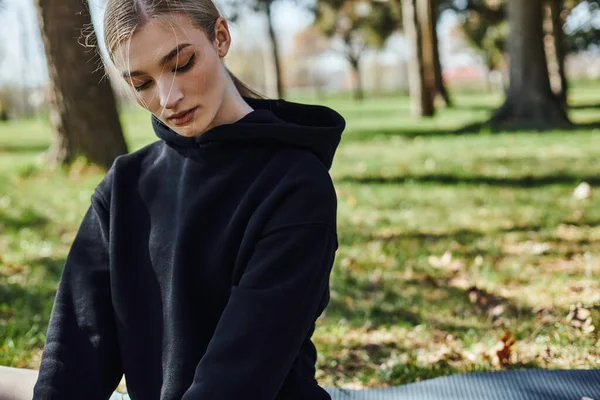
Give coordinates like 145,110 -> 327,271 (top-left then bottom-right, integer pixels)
1,87 -> 599,389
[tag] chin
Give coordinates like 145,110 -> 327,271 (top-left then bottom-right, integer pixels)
173,125 -> 203,137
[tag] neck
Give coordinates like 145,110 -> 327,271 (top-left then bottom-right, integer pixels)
204,71 -> 254,133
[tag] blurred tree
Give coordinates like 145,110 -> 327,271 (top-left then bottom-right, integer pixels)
432,0 -> 453,107
34,0 -> 128,169
564,0 -> 600,53
454,0 -> 599,106
418,0 -> 437,110
315,0 -> 400,100
489,0 -> 571,128
545,0 -> 568,106
224,0 -> 287,98
462,0 -> 506,22
403,0 -> 435,116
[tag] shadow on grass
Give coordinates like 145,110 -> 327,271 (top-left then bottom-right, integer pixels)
0,283 -> 52,322
451,104 -> 497,112
337,173 -> 600,187
343,128 -> 460,142
339,227 -> 493,249
569,102 -> 600,110
386,359 -> 542,386
0,208 -> 49,232
0,144 -> 49,154
0,257 -> 65,340
340,222 -> 599,262
343,117 -> 600,142
327,266 -> 534,331
373,225 -> 545,243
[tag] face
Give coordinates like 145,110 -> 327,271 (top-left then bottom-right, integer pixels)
115,14 -> 232,137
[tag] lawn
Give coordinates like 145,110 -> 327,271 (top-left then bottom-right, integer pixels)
0,86 -> 599,390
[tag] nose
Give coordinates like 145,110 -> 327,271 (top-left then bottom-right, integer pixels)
158,77 -> 184,110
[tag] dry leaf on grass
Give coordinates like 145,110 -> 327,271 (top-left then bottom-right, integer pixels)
427,251 -> 464,272
567,302 -> 595,334
504,240 -> 551,255
573,182 -> 592,200
495,332 -> 516,368
467,286 -> 511,320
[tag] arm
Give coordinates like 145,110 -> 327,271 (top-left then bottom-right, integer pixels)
182,164 -> 338,400
33,193 -> 122,400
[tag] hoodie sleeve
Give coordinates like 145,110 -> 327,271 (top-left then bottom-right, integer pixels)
32,193 -> 122,400
182,158 -> 338,400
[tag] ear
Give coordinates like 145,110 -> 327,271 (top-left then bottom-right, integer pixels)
214,17 -> 231,58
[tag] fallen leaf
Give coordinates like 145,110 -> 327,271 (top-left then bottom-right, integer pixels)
567,303 -> 595,334
428,251 -> 464,272
504,240 -> 550,255
489,304 -> 506,318
573,182 -> 592,200
496,332 -> 516,368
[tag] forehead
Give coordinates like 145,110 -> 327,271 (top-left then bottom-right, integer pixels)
114,14 -> 208,72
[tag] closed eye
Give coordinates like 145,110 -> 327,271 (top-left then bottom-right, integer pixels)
134,81 -> 151,91
173,53 -> 196,73
132,53 -> 196,92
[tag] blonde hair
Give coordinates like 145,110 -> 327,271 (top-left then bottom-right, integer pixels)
103,0 -> 264,99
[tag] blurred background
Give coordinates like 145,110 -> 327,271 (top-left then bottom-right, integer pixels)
0,0 -> 599,391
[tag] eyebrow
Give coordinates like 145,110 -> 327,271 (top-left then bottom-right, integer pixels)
122,43 -> 192,78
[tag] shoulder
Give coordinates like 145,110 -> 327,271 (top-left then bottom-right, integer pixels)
267,147 -> 336,203
258,147 -> 337,229
92,140 -> 165,205
269,147 -> 334,187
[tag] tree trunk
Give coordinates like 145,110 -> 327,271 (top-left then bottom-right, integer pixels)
432,5 -> 452,107
403,0 -> 435,117
349,57 -> 364,101
265,3 -> 285,99
489,0 -> 570,129
545,0 -> 568,106
417,0 -> 437,111
34,0 -> 128,169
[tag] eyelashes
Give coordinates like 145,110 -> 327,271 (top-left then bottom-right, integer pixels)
134,81 -> 151,91
134,53 -> 197,92
174,53 -> 196,73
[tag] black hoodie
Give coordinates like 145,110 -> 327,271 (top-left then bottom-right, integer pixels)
32,97 -> 345,400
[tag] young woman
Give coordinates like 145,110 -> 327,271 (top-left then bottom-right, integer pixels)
24,0 -> 345,399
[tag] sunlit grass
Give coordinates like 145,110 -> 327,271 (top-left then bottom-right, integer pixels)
0,87 -> 599,387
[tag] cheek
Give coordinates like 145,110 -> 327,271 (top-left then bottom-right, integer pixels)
134,89 -> 161,113
191,55 -> 223,94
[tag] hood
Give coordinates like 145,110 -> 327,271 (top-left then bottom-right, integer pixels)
151,97 -> 345,169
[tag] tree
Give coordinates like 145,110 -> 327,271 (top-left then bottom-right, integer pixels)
315,0 -> 400,101
34,0 -> 128,169
263,0 -> 285,98
544,0 -> 568,106
454,0 -> 586,106
225,0 -> 286,98
489,0 -> 571,129
403,0 -> 435,116
418,0 -> 437,110
432,1 -> 453,107
563,0 -> 600,54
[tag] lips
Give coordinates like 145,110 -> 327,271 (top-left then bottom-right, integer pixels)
168,107 -> 198,126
